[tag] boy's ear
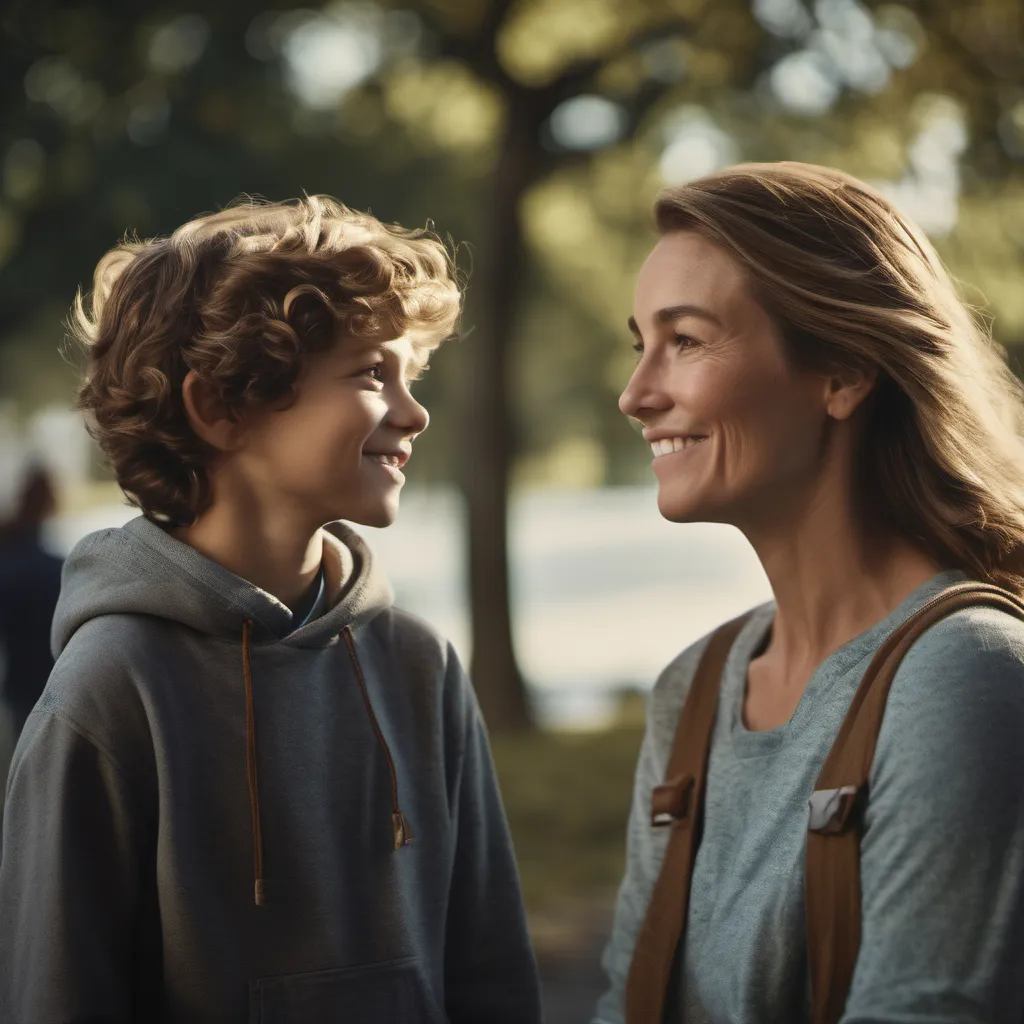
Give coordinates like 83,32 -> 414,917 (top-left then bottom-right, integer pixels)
182,371 -> 243,452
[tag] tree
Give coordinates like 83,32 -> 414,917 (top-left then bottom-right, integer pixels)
383,0 -> 768,730
378,0 -> 1023,730
2,0 -> 1023,735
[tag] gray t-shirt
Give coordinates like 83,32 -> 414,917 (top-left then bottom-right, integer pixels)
594,570 -> 1024,1023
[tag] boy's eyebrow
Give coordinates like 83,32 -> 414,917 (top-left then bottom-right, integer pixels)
348,338 -> 430,380
404,349 -> 431,381
340,339 -> 386,366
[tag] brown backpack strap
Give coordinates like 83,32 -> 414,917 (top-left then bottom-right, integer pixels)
625,613 -> 752,1024
806,581 -> 1024,1024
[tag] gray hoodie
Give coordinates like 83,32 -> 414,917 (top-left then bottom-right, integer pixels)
0,515 -> 542,1024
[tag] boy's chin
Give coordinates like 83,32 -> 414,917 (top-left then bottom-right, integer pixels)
343,501 -> 400,530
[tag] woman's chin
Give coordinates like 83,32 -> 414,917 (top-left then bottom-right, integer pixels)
656,485 -> 714,525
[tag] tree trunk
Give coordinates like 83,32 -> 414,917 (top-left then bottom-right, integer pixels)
464,97 -> 537,732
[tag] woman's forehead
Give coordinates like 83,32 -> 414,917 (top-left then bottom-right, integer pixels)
635,231 -> 753,322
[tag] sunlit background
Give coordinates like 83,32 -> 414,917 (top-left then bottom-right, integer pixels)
1,0 -> 1021,1016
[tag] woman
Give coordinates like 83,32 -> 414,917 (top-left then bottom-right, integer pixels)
594,162 -> 1024,1024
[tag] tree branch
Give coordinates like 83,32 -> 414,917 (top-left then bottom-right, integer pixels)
533,75 -> 672,181
871,0 -> 1023,89
532,17 -> 696,117
416,0 -> 521,95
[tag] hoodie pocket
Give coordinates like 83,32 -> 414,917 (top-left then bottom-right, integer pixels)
248,955 -> 446,1024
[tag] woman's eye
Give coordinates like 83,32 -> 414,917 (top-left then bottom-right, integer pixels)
632,341 -> 643,359
674,333 -> 700,349
362,364 -> 383,382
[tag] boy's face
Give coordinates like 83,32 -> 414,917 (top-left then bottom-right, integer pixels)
231,335 -> 430,530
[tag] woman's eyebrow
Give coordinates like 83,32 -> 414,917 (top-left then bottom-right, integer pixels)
627,304 -> 723,336
656,303 -> 722,326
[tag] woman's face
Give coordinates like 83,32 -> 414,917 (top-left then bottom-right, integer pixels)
620,230 -> 836,528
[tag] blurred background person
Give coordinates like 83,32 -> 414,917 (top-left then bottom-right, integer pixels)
0,464 -> 63,742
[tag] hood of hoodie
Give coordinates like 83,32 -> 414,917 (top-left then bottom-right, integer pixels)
52,515 -> 393,658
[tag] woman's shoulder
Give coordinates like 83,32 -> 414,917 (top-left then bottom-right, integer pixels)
647,603 -> 774,734
879,602 -> 1024,769
896,601 -> 1024,689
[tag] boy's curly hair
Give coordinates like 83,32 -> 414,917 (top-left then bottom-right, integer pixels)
71,196 -> 461,526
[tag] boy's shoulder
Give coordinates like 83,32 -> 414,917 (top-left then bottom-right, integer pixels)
363,605 -> 460,674
361,607 -> 477,732
52,606 -> 176,687
34,613 -> 156,774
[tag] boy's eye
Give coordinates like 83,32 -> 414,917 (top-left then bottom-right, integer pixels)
362,364 -> 383,382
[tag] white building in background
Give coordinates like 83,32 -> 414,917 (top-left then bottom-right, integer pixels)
0,401 -> 92,515
0,402 -> 775,731
26,405 -> 91,489
48,487 -> 773,729
0,402 -> 24,519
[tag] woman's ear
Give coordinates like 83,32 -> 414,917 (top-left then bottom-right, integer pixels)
182,371 -> 243,452
823,364 -> 878,421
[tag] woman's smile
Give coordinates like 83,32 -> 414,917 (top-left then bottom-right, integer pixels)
648,435 -> 709,459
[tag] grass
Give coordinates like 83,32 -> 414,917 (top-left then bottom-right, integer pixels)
490,694 -> 646,932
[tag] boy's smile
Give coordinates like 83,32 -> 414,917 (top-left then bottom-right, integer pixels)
361,447 -> 411,476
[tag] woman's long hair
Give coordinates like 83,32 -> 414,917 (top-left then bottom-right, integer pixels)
655,162 -> 1024,591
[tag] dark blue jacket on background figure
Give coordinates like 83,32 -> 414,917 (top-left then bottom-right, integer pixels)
0,525 -> 63,739
0,515 -> 543,1024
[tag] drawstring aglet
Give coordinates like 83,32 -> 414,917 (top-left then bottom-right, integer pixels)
392,811 -> 413,850
254,879 -> 266,906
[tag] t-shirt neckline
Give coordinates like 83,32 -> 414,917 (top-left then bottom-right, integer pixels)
723,568 -> 969,760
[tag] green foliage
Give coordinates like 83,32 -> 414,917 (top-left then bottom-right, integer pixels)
491,712 -> 646,917
2,0 -> 1023,484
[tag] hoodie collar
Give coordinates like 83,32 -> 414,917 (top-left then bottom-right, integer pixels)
53,515 -> 393,656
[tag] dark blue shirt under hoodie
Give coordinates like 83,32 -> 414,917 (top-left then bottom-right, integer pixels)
0,516 -> 542,1024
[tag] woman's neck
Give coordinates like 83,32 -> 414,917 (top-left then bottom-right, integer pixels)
742,478 -> 947,674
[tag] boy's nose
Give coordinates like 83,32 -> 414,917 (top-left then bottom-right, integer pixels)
394,388 -> 429,437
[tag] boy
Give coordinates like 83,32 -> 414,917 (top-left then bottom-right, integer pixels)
0,197 -> 543,1023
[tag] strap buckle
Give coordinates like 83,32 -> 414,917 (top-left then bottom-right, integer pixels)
807,784 -> 864,834
651,773 -> 694,827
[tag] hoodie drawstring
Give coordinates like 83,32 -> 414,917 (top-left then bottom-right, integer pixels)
342,625 -> 413,850
240,620 -> 411,908
241,619 -> 266,906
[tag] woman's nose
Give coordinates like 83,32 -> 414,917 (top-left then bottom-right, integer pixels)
619,361 -> 668,421
619,376 -> 641,419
